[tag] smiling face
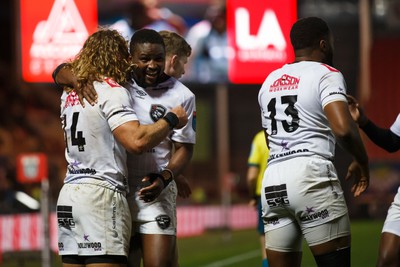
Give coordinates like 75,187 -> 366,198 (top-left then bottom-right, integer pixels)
130,42 -> 165,87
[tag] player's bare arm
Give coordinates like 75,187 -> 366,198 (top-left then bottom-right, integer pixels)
113,106 -> 187,154
53,63 -> 98,106
168,142 -> 194,198
324,100 -> 370,197
137,142 -> 193,201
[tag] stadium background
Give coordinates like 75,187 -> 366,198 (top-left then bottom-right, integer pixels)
0,0 -> 399,266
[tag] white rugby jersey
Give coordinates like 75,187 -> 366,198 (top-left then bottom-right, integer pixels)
125,76 -> 196,187
390,114 -> 400,137
61,78 -> 138,192
258,61 -> 347,165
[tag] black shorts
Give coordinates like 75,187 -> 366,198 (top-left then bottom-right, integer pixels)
62,254 -> 127,265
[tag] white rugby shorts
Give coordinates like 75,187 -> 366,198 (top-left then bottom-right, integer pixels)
382,187 -> 400,236
57,183 -> 131,257
128,180 -> 177,235
261,156 -> 349,233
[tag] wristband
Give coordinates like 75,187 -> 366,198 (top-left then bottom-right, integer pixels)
52,63 -> 68,88
148,172 -> 172,188
161,168 -> 174,181
162,112 -> 179,130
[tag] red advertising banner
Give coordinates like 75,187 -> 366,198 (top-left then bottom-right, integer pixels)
16,153 -> 48,183
227,0 -> 297,84
19,0 -> 98,83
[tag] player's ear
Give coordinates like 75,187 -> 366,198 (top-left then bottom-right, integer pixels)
170,55 -> 179,67
319,39 -> 329,53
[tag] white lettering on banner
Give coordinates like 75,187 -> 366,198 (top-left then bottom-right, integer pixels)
235,8 -> 287,62
29,0 -> 89,75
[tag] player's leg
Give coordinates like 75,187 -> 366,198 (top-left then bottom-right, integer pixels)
257,198 -> 269,267
376,189 -> 400,267
376,232 -> 400,267
264,221 -> 303,267
141,233 -> 176,267
127,233 -> 142,267
173,243 -> 180,267
305,215 -> 351,267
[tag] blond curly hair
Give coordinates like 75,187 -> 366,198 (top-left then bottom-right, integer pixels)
70,28 -> 130,86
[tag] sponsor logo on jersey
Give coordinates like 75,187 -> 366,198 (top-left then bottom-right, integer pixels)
263,216 -> 279,226
150,104 -> 167,122
78,234 -> 102,251
269,74 -> 300,92
111,198 -> 119,238
135,89 -> 147,98
264,184 -> 290,208
64,91 -> 81,108
269,148 -> 310,161
156,215 -> 171,229
58,242 -> 65,251
300,208 -> 330,222
67,166 -> 97,175
57,205 -> 75,229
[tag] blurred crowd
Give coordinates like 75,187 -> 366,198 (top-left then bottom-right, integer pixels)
0,0 -> 229,214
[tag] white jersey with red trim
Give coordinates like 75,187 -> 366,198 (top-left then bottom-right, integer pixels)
390,114 -> 400,137
258,61 -> 347,165
126,76 -> 196,187
61,78 -> 138,193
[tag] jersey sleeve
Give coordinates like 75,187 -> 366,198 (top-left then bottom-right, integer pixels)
390,114 -> 400,137
171,92 -> 196,144
320,70 -> 348,108
100,82 -> 138,131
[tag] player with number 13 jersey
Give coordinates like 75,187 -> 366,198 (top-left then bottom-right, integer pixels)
259,61 -> 347,165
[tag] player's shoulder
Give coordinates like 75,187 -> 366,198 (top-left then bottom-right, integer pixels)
165,77 -> 195,98
312,63 -> 341,75
95,78 -> 130,101
95,77 -> 125,91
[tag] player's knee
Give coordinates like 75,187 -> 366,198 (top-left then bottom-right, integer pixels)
314,247 -> 350,267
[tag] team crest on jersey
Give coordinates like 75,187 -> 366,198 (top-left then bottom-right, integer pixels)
156,215 -> 171,229
150,104 -> 167,122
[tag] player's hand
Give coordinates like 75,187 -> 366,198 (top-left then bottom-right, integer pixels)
346,95 -> 368,126
75,81 -> 97,107
175,174 -> 191,198
138,175 -> 163,202
345,160 -> 370,197
170,105 -> 188,129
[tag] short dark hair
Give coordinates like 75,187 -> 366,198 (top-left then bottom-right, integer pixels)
290,17 -> 331,50
129,28 -> 165,52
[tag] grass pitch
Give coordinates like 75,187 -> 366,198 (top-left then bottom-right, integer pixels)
1,220 -> 384,267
